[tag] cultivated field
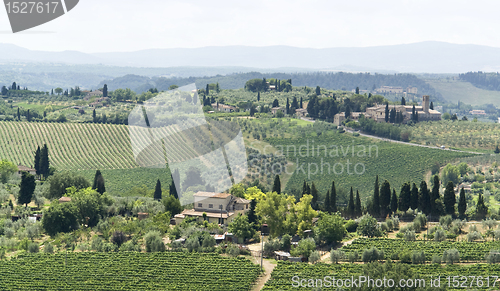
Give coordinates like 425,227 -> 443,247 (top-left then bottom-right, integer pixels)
425,79 -> 500,106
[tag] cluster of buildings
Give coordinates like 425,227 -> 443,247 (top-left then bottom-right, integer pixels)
374,86 -> 418,95
334,95 -> 441,125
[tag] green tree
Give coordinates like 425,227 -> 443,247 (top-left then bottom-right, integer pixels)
443,181 -> 456,215
410,183 -> 419,210
92,170 -> 105,194
390,189 -> 398,215
255,191 -> 296,237
39,144 -> 50,179
310,182 -> 318,210
42,202 -> 79,236
0,159 -> 17,184
257,91 -> 260,101
330,181 -> 337,212
69,187 -> 111,227
419,181 -> 431,215
379,180 -> 391,218
1,86 -> 7,95
92,109 -> 97,123
401,97 -> 406,105
18,172 -> 35,207
290,237 -> 316,258
228,214 -> 255,242
144,231 -> 165,252
441,164 -> 460,189
162,194 -> 182,216
315,212 -> 346,244
476,191 -> 488,219
458,187 -> 467,218
272,99 -> 279,108
102,84 -> 108,97
247,199 -> 258,225
357,214 -> 381,238
372,176 -> 380,216
355,190 -> 362,217
385,103 -> 389,122
154,179 -> 162,201
347,187 -> 355,217
495,145 -> 500,154
324,189 -> 330,212
430,175 -> 441,216
54,87 -> 63,95
272,175 -> 281,194
399,182 -> 411,213
46,172 -> 90,199
316,86 -> 321,95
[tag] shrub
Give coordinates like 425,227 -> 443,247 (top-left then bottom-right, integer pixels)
412,221 -> 422,233
362,247 -> 384,262
431,255 -> 441,264
111,231 -> 126,247
345,220 -> 358,232
391,216 -> 400,229
309,251 -> 321,264
403,230 -> 416,241
442,248 -> 460,264
434,229 -> 446,242
91,236 -> 104,252
439,215 -> 453,230
185,236 -> 200,252
28,242 -> 39,253
400,251 -> 412,263
280,234 -> 291,251
348,251 -> 359,263
144,231 -> 165,252
411,251 -> 425,264
414,214 -> 427,227
263,239 -> 281,257
467,231 -> 483,242
330,249 -> 345,264
43,243 -> 54,254
486,250 -> 500,264
385,218 -> 394,231
227,244 -> 240,257
357,214 -> 382,237
483,218 -> 498,230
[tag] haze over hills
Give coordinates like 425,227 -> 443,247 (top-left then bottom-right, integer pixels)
1,41 -> 500,73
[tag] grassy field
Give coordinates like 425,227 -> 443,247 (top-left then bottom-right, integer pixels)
409,120 -> 500,151
425,79 -> 500,106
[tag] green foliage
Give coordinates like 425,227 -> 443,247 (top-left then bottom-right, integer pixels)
345,219 -> 358,233
18,172 -> 35,206
42,202 -> 79,236
308,250 -> 320,264
362,247 -> 384,262
45,172 -> 90,199
441,164 -> 460,186
228,214 -> 255,242
443,181 -> 456,215
330,249 -> 345,264
68,187 -> 112,227
144,230 -> 165,252
442,248 -> 460,264
290,238 -> 316,258
357,214 -> 381,238
314,212 -> 346,244
0,159 -> 17,184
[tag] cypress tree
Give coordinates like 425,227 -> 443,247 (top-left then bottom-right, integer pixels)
355,190 -> 362,217
390,189 -> 398,215
92,109 -> 97,123
372,176 -> 380,216
154,179 -> 162,201
103,84 -> 108,97
331,181 -> 337,213
40,144 -> 49,179
273,175 -> 281,194
324,189 -> 331,212
206,84 -> 209,96
419,181 -> 431,215
34,145 -> 41,177
430,101 -> 434,110
248,199 -> 258,224
92,170 -> 105,194
399,182 -> 411,213
347,187 -> 355,217
458,187 -> 466,218
170,169 -> 180,199
384,103 -> 389,123
401,97 -> 406,105
18,172 -> 35,207
310,182 -> 318,210
476,191 -> 488,219
300,97 -> 303,108
443,181 -> 456,215
430,175 -> 440,216
380,180 -> 391,218
286,97 -> 290,114
257,91 -> 260,102
410,183 -> 419,210
302,180 -> 308,196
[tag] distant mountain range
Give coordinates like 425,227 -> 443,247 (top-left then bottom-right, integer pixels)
1,41 -> 500,73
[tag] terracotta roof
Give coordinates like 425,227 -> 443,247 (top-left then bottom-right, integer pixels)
180,209 -> 233,219
194,192 -> 231,198
234,197 -> 250,204
58,197 -> 72,203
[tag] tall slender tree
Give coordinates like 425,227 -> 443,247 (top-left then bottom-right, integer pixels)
443,181 -> 456,215
40,144 -> 49,179
154,179 -> 162,201
330,181 -> 337,213
103,84 -> 108,97
355,190 -> 362,217
384,103 -> 389,123
34,145 -> 41,177
310,182 -> 319,209
300,97 -> 303,109
476,191 -> 488,219
170,169 -> 180,199
410,183 -> 419,211
399,182 -> 411,213
458,187 -> 467,218
272,175 -> 281,194
286,98 -> 290,114
92,170 -> 105,194
390,189 -> 398,215
372,176 -> 380,216
419,181 -> 431,215
430,175 -> 440,216
324,189 -> 331,212
18,172 -> 35,207
347,187 -> 355,217
257,92 -> 260,102
380,180 -> 391,218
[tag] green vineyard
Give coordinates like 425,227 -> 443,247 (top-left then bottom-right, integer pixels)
341,238 -> 500,261
264,261 -> 500,290
0,252 -> 261,290
0,121 -> 137,170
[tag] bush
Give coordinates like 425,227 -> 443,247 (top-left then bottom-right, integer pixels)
431,254 -> 441,264
111,231 -> 126,247
486,250 -> 500,264
434,229 -> 446,242
411,251 -> 425,264
357,214 -> 382,238
330,249 -> 344,264
263,239 -> 281,257
345,220 -> 358,232
412,221 -> 422,232
91,236 -> 104,252
43,243 -> 54,254
467,231 -> 483,242
414,214 -> 427,229
144,231 -> 165,252
280,234 -> 291,251
28,242 -> 39,253
403,230 -> 416,241
385,218 -> 394,231
348,251 -> 359,263
309,251 -> 320,264
442,248 -> 460,264
439,215 -> 453,230
362,247 -> 384,262
399,251 -> 412,263
227,244 -> 240,257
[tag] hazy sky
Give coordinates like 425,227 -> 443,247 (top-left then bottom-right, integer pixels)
0,0 -> 498,53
